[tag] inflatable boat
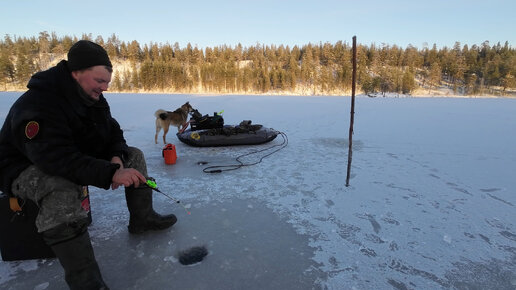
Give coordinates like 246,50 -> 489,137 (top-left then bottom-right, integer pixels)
177,123 -> 279,147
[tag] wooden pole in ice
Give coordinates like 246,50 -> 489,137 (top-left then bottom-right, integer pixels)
345,36 -> 357,187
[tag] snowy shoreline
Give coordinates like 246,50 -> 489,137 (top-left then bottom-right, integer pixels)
1,89 -> 515,99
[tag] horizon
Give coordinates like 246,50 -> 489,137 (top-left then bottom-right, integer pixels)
2,0 -> 515,50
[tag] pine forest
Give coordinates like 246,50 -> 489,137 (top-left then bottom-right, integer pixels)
0,32 -> 515,96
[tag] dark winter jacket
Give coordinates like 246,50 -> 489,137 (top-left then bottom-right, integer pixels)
0,60 -> 127,196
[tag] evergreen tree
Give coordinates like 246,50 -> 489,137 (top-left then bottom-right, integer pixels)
111,73 -> 122,91
106,34 -> 120,58
127,40 -> 142,63
94,35 -> 105,47
464,72 -> 479,95
0,49 -> 15,89
38,31 -> 50,53
501,73 -> 515,92
429,62 -> 442,89
401,69 -> 416,94
300,44 -> 315,88
130,63 -> 140,90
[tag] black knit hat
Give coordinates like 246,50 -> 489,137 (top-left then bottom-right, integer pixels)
67,40 -> 112,71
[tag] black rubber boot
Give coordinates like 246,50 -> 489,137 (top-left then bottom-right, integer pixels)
43,222 -> 108,290
125,186 -> 177,234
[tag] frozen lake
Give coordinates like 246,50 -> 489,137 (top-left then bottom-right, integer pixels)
1,92 -> 515,289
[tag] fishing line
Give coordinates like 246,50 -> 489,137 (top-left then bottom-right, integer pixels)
203,131 -> 288,173
146,178 -> 191,215
157,191 -> 191,215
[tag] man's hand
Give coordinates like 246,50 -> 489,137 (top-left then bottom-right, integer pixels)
111,168 -> 146,190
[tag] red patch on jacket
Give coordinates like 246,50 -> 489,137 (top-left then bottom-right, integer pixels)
81,186 -> 91,212
25,121 -> 39,139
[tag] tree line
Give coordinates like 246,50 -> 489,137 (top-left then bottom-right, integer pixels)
0,32 -> 515,96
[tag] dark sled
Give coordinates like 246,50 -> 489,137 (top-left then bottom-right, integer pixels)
0,194 -> 55,261
1,188 -> 91,261
177,123 -> 279,147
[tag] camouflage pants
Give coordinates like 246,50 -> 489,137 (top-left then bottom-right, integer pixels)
11,147 -> 148,232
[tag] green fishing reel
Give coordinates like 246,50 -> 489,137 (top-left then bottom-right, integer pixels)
146,178 -> 158,189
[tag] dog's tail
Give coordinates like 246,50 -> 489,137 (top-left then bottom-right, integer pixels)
155,109 -> 168,120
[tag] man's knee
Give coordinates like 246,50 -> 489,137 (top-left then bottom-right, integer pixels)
41,218 -> 90,246
36,188 -> 88,232
11,165 -> 48,201
10,166 -> 87,233
12,165 -> 81,201
125,146 -> 147,175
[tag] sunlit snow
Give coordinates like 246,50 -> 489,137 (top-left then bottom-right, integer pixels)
1,92 -> 515,289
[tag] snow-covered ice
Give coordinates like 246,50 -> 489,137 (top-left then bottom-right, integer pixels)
1,92 -> 515,289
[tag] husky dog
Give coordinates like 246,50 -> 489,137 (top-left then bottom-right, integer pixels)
154,102 -> 193,144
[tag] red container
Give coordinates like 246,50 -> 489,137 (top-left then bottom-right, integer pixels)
162,143 -> 177,164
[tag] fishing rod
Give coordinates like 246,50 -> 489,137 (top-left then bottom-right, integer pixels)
145,177 -> 191,215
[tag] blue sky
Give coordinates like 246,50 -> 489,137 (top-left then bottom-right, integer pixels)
2,0 -> 515,49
